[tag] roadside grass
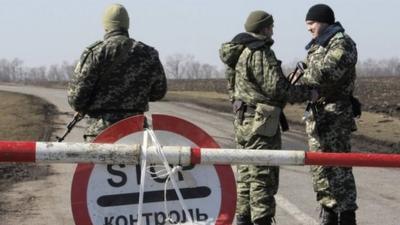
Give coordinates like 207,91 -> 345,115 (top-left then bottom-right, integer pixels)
165,91 -> 400,153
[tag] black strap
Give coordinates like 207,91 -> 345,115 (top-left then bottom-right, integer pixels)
279,112 -> 289,132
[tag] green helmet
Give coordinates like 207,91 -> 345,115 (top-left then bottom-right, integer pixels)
102,4 -> 130,31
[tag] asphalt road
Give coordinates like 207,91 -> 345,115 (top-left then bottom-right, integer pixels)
0,85 -> 399,225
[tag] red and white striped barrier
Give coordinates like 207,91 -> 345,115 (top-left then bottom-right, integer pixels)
0,141 -> 400,167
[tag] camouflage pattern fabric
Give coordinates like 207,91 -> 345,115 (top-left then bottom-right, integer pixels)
300,22 -> 358,213
68,30 -> 167,141
235,117 -> 281,222
220,32 -> 312,222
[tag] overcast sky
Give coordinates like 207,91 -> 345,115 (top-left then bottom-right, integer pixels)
1,0 -> 400,68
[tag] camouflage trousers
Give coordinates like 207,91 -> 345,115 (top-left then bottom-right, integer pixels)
84,118 -> 114,142
306,117 -> 358,213
234,116 -> 281,223
84,112 -> 143,142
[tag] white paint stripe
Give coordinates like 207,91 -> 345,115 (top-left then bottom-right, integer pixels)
276,194 -> 319,225
201,148 -> 305,165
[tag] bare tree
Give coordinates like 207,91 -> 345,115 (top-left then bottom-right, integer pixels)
165,54 -> 186,79
61,61 -> 75,80
185,57 -> 201,79
0,59 -> 11,81
0,58 -> 24,82
9,58 -> 24,81
27,66 -> 47,82
47,64 -> 62,81
165,54 -> 223,79
356,58 -> 400,77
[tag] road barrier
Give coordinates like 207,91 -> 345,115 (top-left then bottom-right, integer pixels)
1,141 -> 399,167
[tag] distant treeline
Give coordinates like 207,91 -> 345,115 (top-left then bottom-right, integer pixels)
0,58 -> 74,84
0,56 -> 399,83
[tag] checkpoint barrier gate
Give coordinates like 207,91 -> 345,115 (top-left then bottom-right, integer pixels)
1,114 -> 400,225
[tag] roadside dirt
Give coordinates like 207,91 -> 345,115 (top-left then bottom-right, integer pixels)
0,91 -> 57,222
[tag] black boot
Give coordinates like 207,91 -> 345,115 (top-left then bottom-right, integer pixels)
339,210 -> 356,225
236,215 -> 253,225
320,207 -> 338,225
253,216 -> 273,225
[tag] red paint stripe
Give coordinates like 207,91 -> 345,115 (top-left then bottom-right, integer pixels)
71,164 -> 93,225
305,152 -> 400,167
191,147 -> 201,164
72,115 -> 145,225
93,115 -> 145,143
152,114 -> 220,148
0,141 -> 36,162
152,114 -> 236,225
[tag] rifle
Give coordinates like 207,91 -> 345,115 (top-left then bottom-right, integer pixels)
287,61 -> 307,85
56,113 -> 84,142
303,90 -> 322,135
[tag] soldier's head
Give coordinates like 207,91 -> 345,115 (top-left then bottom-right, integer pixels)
102,4 -> 130,32
305,4 -> 335,39
245,10 -> 274,37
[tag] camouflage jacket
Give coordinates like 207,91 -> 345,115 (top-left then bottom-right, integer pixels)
301,22 -> 357,119
219,32 -> 310,108
68,30 -> 167,116
301,22 -> 357,102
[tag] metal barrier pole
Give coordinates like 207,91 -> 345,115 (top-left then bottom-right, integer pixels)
1,141 -> 400,167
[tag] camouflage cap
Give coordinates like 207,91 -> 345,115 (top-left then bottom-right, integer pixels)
244,10 -> 274,33
102,4 -> 130,31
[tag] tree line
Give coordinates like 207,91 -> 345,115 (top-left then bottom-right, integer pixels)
0,56 -> 399,83
0,58 -> 74,84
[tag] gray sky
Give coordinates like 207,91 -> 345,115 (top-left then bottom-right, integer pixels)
1,0 -> 399,68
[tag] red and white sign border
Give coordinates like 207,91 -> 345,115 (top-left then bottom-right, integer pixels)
71,114 -> 236,225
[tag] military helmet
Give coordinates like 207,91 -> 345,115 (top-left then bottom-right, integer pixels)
102,4 -> 130,31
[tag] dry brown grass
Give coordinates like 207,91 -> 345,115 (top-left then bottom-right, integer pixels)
0,91 -> 56,141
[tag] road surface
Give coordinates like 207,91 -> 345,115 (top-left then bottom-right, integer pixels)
0,85 -> 399,225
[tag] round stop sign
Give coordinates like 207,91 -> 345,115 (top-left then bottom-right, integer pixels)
71,114 -> 236,225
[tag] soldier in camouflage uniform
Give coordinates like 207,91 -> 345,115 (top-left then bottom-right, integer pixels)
68,4 -> 167,142
220,10 -> 314,225
299,4 -> 358,225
